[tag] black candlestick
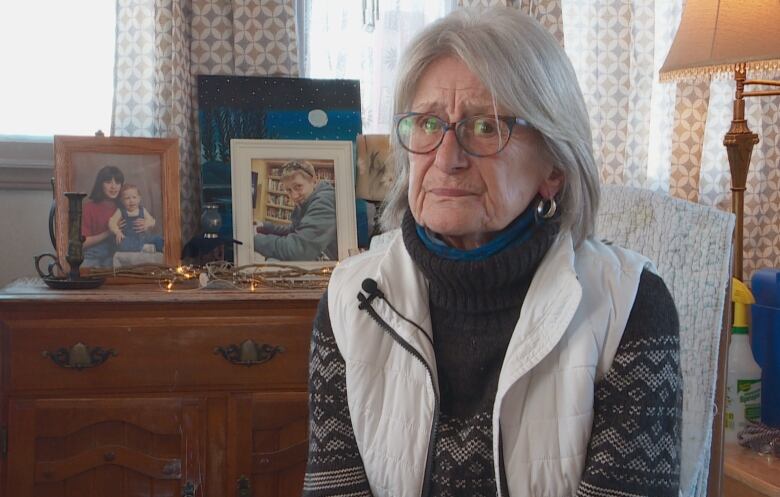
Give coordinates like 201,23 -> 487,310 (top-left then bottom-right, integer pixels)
34,192 -> 105,289
65,192 -> 87,280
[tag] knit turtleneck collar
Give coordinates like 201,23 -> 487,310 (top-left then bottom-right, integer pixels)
415,203 -> 537,261
402,208 -> 560,312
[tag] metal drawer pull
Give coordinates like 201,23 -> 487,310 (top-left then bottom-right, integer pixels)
162,460 -> 181,476
237,475 -> 251,497
42,342 -> 118,370
182,481 -> 197,497
214,339 -> 285,367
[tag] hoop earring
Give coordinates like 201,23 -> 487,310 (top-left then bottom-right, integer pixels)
536,197 -> 557,220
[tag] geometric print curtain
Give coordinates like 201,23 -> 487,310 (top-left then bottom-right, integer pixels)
112,0 -> 299,240
458,0 -> 564,45
560,0 -> 780,281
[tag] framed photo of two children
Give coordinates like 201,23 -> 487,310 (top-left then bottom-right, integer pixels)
53,135 -> 181,272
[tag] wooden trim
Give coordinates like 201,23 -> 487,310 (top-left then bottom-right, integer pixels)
207,396 -> 228,497
0,279 -> 325,303
227,394 -> 253,496
0,139 -> 54,190
7,400 -> 35,497
182,399 -> 206,492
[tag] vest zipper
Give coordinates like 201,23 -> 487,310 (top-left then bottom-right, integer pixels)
359,299 -> 440,497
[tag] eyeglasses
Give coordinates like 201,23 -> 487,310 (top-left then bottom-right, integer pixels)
394,112 -> 531,157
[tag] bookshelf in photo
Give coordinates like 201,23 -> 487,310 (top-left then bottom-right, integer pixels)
254,159 -> 335,225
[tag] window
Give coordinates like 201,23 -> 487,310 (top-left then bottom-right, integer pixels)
0,1 -> 116,138
302,0 -> 454,133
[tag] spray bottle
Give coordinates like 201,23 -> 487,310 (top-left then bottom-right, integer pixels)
724,277 -> 762,443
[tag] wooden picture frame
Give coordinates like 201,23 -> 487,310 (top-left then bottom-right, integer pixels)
230,139 -> 357,268
53,135 -> 181,272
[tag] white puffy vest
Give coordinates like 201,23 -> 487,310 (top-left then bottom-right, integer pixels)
328,231 -> 651,497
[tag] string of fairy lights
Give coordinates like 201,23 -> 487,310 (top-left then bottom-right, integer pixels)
83,262 -> 334,291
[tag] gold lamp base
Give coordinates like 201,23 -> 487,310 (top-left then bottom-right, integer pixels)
724,67 -> 780,282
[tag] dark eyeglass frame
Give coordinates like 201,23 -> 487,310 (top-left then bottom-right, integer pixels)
393,112 -> 532,157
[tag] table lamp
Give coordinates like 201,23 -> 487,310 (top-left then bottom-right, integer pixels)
659,0 -> 780,282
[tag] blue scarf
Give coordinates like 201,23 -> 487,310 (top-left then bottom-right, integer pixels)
415,205 -> 539,261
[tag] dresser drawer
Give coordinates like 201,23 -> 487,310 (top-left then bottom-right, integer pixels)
8,314 -> 313,393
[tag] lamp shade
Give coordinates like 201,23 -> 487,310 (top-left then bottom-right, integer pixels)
660,0 -> 780,80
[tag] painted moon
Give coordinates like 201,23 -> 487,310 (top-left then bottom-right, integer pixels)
308,109 -> 328,128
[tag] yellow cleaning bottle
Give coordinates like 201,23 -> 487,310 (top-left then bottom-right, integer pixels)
724,278 -> 761,443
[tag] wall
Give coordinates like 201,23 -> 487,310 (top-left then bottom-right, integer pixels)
0,140 -> 55,286
0,190 -> 53,285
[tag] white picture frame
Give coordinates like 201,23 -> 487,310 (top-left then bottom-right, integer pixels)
230,139 -> 357,268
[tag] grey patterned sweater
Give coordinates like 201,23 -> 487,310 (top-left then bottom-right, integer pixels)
304,213 -> 682,497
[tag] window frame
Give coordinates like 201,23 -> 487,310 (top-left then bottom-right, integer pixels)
0,138 -> 55,191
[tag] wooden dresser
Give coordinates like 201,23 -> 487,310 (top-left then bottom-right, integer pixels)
0,279 -> 323,497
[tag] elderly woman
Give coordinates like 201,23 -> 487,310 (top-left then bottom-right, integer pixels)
254,159 -> 338,261
304,7 -> 681,497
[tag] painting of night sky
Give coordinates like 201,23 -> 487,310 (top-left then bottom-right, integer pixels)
197,75 -> 362,259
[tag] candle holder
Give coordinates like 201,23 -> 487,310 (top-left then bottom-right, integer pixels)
34,192 -> 105,289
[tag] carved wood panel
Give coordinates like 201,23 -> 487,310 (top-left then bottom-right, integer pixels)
6,397 -> 205,497
228,392 -> 308,497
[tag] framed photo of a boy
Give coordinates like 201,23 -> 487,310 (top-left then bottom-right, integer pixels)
53,135 -> 181,272
230,139 -> 357,267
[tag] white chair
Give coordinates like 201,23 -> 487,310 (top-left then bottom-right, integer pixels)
596,185 -> 735,497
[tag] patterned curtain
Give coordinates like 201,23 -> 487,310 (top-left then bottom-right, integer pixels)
560,0 -> 780,281
112,0 -> 299,240
458,0 -> 563,44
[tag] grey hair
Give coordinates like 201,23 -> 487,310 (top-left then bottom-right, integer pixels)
380,7 -> 599,247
